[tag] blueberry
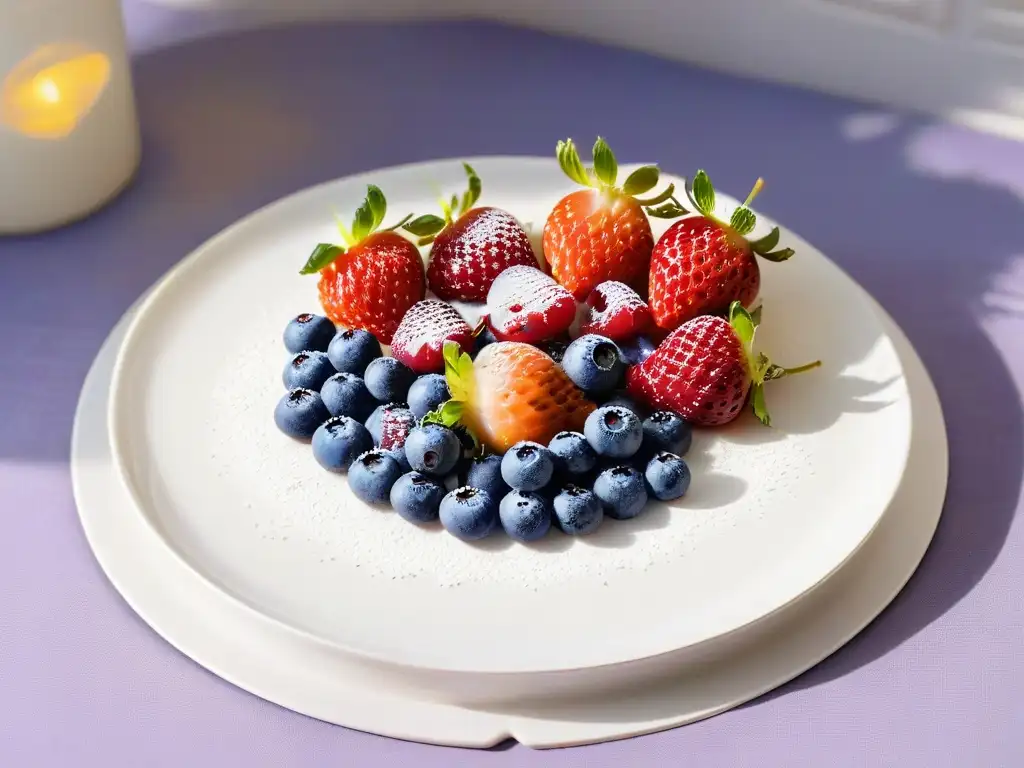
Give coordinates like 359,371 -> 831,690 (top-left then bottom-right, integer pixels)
282,350 -> 336,391
348,450 -> 403,505
536,339 -> 569,365
365,402 -> 410,445
405,424 -> 461,477
311,416 -> 373,473
464,454 -> 509,500
644,452 -> 691,501
548,431 -> 597,475
320,372 -> 375,420
274,388 -> 330,440
499,490 -> 552,542
593,465 -> 648,520
284,313 -> 336,354
552,485 -> 603,535
584,406 -> 643,458
472,325 -> 498,357
407,374 -> 450,419
620,336 -> 656,366
642,411 -> 693,457
364,357 -> 415,403
439,487 -> 499,540
390,471 -> 446,523
562,334 -> 624,394
327,328 -> 381,374
601,391 -> 648,419
450,424 -> 478,461
501,441 -> 555,491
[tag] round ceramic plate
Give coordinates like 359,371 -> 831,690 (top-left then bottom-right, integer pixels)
72,286 -> 945,748
105,158 -> 911,686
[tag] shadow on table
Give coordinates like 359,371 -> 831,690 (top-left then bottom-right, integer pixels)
0,18 -> 1020,713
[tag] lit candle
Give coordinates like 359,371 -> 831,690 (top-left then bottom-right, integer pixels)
0,1 -> 140,234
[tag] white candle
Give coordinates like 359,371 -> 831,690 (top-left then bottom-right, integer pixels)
0,0 -> 140,234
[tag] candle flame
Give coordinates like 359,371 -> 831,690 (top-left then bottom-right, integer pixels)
1,44 -> 111,140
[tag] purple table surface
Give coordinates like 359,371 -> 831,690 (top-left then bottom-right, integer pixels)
2,4 -> 1023,766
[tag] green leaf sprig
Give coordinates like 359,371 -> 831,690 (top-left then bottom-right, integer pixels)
299,185 -> 413,274
727,301 -> 820,426
401,163 -> 482,247
555,136 -> 682,211
420,341 -> 484,454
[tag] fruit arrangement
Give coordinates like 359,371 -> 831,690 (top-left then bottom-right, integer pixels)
275,138 -> 820,543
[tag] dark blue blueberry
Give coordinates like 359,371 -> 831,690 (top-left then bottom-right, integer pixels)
364,357 -> 416,403
348,450 -> 403,505
390,471 -> 446,524
384,447 -> 411,472
326,328 -> 381,374
407,374 -> 450,419
536,339 -> 569,365
499,490 -> 552,542
405,424 -> 461,477
601,392 -> 649,420
501,441 -> 555,491
548,431 -> 597,475
320,372 -> 375,420
274,388 -> 330,440
562,334 -> 624,395
439,487 -> 499,540
641,411 -> 693,457
365,402 -> 410,445
644,452 -> 692,501
311,416 -> 373,473
584,406 -> 643,458
620,336 -> 656,366
593,465 -> 648,520
284,313 -> 336,354
463,454 -> 509,500
450,424 -> 478,461
552,485 -> 603,535
282,350 -> 336,391
472,325 -> 499,357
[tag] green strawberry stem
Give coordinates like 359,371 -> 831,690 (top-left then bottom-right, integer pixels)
728,301 -> 820,427
421,341 -> 484,454
556,137 -> 679,210
299,185 -> 414,274
402,163 -> 482,246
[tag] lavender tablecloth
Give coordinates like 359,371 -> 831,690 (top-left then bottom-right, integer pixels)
2,5 -> 1023,766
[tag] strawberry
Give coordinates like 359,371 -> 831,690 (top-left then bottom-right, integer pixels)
579,281 -> 652,341
428,341 -> 596,453
301,186 -> 424,345
390,299 -> 474,374
486,265 -> 576,343
379,407 -> 416,452
542,137 -> 673,299
626,302 -> 819,427
646,171 -> 794,332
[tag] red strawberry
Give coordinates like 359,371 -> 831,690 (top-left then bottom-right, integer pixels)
486,265 -> 576,343
579,281 -> 652,341
542,138 -> 673,299
646,171 -> 794,332
390,299 -> 473,374
380,407 -> 416,453
626,302 -> 819,426
401,164 -> 537,302
301,185 -> 425,345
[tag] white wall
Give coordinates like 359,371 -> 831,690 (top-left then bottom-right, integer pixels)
143,0 -> 1024,138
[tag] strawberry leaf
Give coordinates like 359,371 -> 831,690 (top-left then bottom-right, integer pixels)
403,214 -> 446,238
460,162 -> 482,215
749,226 -> 780,254
622,165 -> 659,196
634,183 -> 677,207
645,202 -> 687,219
759,248 -> 795,263
728,301 -> 756,352
750,384 -> 771,426
422,400 -> 464,428
691,170 -> 716,217
442,340 -> 473,402
729,206 -> 757,236
592,137 -> 618,187
300,243 -> 344,275
366,185 -> 387,231
556,139 -> 593,187
351,198 -> 376,243
749,305 -> 763,327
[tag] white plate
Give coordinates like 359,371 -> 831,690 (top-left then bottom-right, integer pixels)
105,158 -> 911,692
72,287 -> 945,748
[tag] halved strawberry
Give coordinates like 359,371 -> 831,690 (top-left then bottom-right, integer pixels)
402,164 -> 538,302
486,265 -> 576,343
626,302 -> 819,426
390,299 -> 474,374
579,281 -> 652,341
301,186 -> 424,345
646,171 -> 795,331
429,341 -> 596,453
542,138 -> 675,299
